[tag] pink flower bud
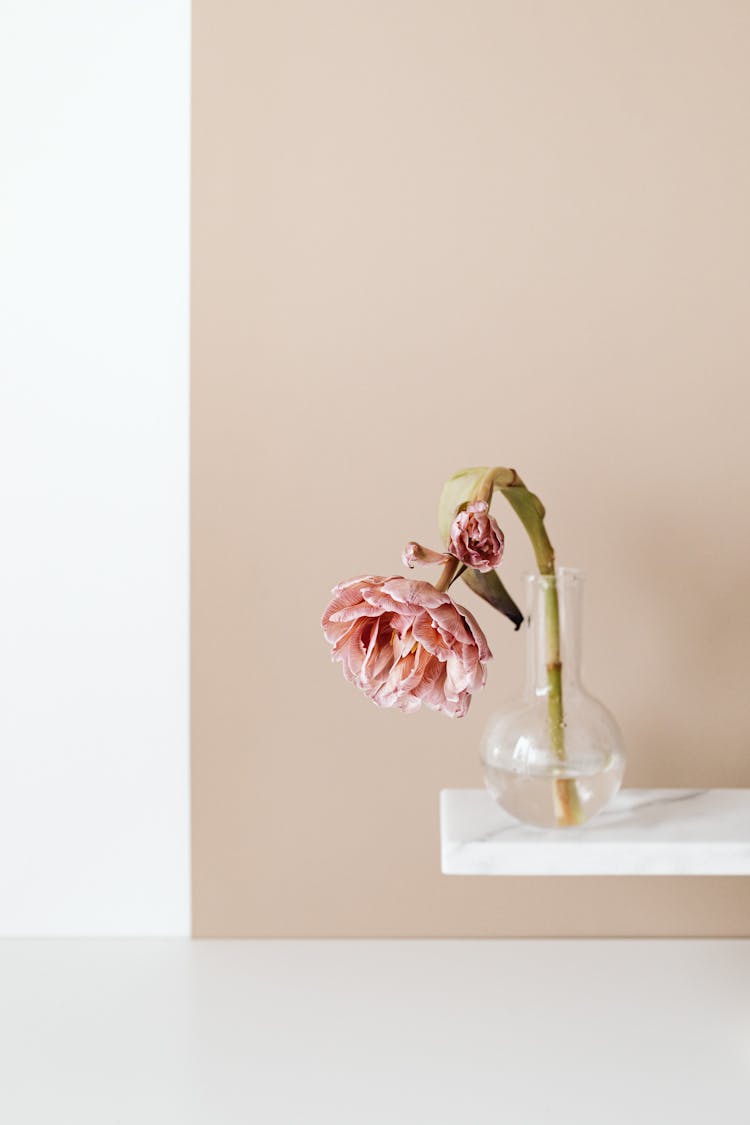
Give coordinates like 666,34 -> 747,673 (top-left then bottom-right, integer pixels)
448,501 -> 504,572
402,542 -> 453,569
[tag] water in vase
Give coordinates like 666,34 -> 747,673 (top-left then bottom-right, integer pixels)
483,755 -> 624,830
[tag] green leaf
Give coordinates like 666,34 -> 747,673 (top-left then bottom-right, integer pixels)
461,567 -> 524,630
438,468 -> 485,542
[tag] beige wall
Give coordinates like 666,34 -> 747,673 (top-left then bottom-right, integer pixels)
192,0 -> 750,936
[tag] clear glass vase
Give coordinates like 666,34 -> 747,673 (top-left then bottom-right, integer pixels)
481,568 -> 625,829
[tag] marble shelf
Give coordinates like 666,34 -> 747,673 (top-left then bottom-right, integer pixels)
440,789 -> 750,876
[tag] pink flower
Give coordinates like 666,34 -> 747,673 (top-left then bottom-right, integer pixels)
448,501 -> 504,572
321,575 -> 491,718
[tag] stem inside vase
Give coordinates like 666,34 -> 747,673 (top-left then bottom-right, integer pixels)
543,576 -> 583,827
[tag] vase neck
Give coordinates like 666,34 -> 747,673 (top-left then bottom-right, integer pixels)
523,568 -> 584,695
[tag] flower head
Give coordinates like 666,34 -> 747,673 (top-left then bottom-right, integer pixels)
321,575 -> 491,718
448,501 -> 504,572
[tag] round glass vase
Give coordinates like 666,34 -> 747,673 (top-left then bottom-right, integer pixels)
481,568 -> 625,829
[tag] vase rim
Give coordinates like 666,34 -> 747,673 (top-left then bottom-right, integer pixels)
521,566 -> 585,583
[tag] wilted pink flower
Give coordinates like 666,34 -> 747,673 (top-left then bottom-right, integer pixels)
448,501 -> 504,572
402,541 -> 453,569
321,575 -> 491,718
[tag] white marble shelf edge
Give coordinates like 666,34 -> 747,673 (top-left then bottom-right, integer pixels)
440,789 -> 750,875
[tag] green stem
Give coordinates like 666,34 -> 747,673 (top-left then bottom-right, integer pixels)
475,468 -> 583,827
543,576 -> 582,826
434,556 -> 462,593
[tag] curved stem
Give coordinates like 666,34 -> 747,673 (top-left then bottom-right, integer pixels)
474,467 -> 582,826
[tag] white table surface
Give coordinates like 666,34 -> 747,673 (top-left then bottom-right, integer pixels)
0,939 -> 748,1124
442,788 -> 750,874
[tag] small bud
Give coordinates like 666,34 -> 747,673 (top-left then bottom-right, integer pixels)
402,542 -> 454,569
449,501 -> 504,572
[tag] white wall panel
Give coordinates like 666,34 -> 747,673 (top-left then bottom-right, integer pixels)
0,1 -> 190,934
